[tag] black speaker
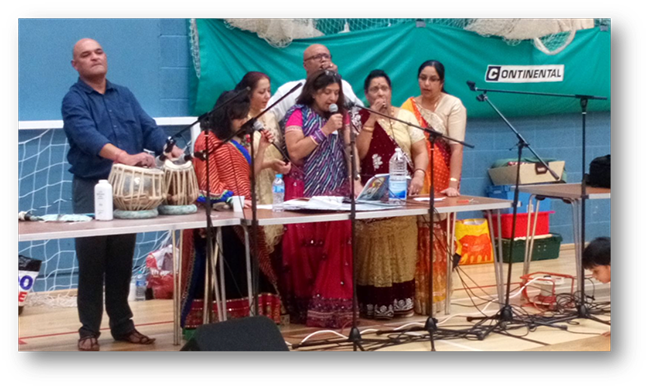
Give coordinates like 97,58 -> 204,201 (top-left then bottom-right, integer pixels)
180,316 -> 289,351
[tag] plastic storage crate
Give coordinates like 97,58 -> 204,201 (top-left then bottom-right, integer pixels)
495,233 -> 563,263
485,184 -> 552,214
490,211 -> 554,239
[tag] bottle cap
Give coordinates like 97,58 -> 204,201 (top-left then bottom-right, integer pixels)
276,174 -> 283,178
99,179 -> 109,184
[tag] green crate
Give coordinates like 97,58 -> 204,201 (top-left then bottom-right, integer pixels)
495,233 -> 563,263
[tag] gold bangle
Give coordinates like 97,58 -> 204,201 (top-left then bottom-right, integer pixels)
362,126 -> 374,133
450,177 -> 459,182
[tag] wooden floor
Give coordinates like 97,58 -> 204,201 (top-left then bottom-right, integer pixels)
18,245 -> 610,352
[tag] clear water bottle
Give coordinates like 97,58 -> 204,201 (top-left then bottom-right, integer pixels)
135,269 -> 146,301
272,174 -> 285,212
389,147 -> 408,204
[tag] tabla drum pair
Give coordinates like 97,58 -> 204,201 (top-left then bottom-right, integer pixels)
108,159 -> 199,219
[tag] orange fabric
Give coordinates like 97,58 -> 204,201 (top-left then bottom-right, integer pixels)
401,97 -> 451,195
193,132 -> 251,199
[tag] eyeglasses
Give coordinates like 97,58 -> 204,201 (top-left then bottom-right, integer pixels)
305,53 -> 332,62
419,76 -> 441,83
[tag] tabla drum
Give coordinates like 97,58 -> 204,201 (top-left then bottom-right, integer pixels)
108,163 -> 164,218
158,158 -> 199,215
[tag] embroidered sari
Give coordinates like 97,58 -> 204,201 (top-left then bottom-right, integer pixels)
180,132 -> 281,328
401,96 -> 464,315
355,108 -> 422,319
280,104 -> 353,329
251,112 -> 285,254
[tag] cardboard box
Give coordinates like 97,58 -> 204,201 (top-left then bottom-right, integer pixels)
488,161 -> 565,186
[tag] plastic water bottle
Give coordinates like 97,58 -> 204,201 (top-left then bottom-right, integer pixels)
272,174 -> 285,212
94,179 -> 113,221
135,269 -> 146,301
389,147 -> 408,204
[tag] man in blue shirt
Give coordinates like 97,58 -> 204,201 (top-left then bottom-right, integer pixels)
62,38 -> 182,351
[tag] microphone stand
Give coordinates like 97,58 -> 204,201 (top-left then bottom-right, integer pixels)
464,87 -> 570,337
466,82 -> 609,326
351,104 -> 481,350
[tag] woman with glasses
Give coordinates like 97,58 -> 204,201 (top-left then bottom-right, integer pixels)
401,60 -> 467,315
280,69 -> 363,328
354,70 -> 428,319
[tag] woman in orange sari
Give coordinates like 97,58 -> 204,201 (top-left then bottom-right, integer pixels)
401,60 -> 467,314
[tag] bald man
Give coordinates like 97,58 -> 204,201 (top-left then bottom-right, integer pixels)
61,38 -> 182,351
267,44 -> 364,122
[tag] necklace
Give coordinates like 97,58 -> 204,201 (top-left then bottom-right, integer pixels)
377,107 -> 396,139
419,95 -> 443,112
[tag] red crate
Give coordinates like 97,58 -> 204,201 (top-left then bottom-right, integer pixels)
490,211 -> 554,239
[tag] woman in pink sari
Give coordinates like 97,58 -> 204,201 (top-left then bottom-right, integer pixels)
401,60 -> 467,315
281,70 -> 363,328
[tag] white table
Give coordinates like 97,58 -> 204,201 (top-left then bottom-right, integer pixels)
518,184 -> 611,293
241,195 -> 513,314
19,195 -> 513,344
19,211 -> 241,346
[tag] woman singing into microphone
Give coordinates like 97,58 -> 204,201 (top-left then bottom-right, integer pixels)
280,69 -> 362,328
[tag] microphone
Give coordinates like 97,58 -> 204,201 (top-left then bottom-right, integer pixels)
247,119 -> 292,162
343,100 -> 357,110
158,136 -> 177,162
329,103 -> 338,113
467,81 -> 477,91
18,211 -> 40,221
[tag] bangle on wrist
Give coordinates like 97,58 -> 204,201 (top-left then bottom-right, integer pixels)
414,168 -> 426,176
311,128 -> 328,144
450,177 -> 459,182
362,125 -> 374,133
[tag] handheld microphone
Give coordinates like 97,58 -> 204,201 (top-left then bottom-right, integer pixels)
329,103 -> 338,113
249,119 -> 291,162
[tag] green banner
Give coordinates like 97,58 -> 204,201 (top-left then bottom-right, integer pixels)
191,19 -> 610,118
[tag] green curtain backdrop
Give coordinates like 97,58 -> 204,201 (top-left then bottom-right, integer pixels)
191,19 -> 610,118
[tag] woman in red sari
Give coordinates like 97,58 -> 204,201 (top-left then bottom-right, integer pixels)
401,60 -> 467,315
180,90 -> 281,329
281,70 -> 363,328
355,70 -> 428,319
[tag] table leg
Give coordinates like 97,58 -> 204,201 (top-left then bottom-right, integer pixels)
242,225 -> 253,316
177,230 -> 183,342
571,200 -> 583,294
523,196 -> 534,276
216,227 -> 227,321
496,209 -> 506,304
487,210 -> 503,305
172,229 -> 179,346
445,212 -> 456,315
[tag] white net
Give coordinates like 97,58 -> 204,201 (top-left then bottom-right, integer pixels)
18,128 -> 181,307
189,18 -> 202,79
217,18 -> 603,54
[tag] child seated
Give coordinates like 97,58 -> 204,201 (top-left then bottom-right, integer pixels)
582,236 -> 611,336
